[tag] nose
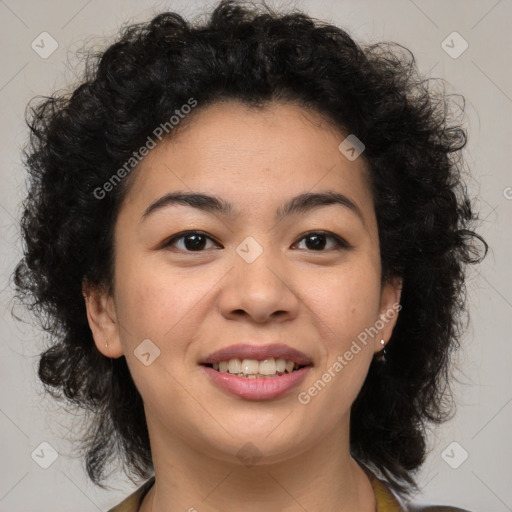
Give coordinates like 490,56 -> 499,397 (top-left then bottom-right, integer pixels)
218,243 -> 300,324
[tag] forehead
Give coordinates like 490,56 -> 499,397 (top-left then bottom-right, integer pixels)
121,100 -> 376,228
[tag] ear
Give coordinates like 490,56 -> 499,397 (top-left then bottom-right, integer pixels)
82,280 -> 124,359
375,276 -> 403,354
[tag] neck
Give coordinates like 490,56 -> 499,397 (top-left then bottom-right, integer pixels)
139,415 -> 376,512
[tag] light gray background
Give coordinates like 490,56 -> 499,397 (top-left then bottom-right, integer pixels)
0,1 -> 511,511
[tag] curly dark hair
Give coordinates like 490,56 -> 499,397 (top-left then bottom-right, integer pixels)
13,0 -> 487,498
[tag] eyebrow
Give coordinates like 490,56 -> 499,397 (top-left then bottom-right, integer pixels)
142,190 -> 366,226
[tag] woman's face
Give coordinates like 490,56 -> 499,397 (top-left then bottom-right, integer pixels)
87,100 -> 401,465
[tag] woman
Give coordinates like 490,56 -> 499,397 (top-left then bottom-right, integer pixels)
13,1 -> 487,510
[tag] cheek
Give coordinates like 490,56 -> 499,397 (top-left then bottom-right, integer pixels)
112,249 -> 198,347
111,258 -> 209,408
296,264 -> 380,427
117,266 -> 195,335
301,259 -> 382,349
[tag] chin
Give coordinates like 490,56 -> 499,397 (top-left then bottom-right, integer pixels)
190,420 -> 316,467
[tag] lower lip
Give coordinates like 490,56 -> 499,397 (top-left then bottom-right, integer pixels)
201,365 -> 311,400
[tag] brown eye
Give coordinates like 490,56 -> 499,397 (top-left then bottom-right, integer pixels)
293,231 -> 350,251
163,231 -> 220,252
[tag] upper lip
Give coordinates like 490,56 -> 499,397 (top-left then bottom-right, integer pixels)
200,343 -> 313,366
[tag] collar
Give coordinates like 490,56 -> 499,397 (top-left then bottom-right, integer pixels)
108,473 -> 405,512
371,475 -> 407,512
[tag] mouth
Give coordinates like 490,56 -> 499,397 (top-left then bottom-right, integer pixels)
200,343 -> 313,376
199,343 -> 313,400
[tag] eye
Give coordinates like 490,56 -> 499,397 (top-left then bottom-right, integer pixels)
292,231 -> 350,251
162,230 -> 350,252
162,231 -> 221,252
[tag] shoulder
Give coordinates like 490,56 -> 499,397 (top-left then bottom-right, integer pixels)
369,472 -> 471,512
107,476 -> 155,512
407,503 -> 472,511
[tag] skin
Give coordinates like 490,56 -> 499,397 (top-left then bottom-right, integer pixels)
84,101 -> 402,512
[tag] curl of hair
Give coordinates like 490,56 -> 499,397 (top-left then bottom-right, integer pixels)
13,0 -> 487,497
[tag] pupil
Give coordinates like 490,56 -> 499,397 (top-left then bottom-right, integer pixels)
306,234 -> 326,250
185,234 -> 206,251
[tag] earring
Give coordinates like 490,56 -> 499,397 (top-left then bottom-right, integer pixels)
376,339 -> 387,363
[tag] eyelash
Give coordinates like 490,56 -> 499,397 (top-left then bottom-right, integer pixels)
162,230 -> 351,252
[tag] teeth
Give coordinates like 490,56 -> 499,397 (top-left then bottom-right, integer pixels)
259,358 -> 276,375
276,358 -> 286,373
228,359 -> 241,374
241,358 -> 259,375
210,357 -> 301,377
